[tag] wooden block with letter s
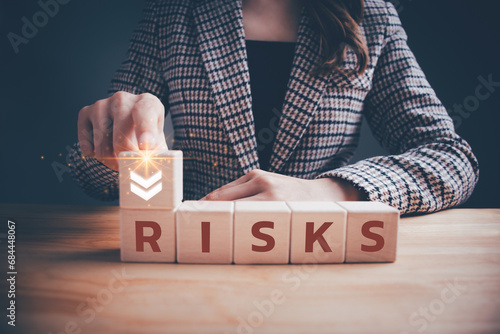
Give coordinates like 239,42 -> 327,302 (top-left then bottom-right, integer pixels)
176,201 -> 234,264
233,201 -> 291,264
337,201 -> 399,263
118,150 -> 183,210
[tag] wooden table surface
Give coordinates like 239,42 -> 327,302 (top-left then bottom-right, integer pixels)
0,204 -> 499,334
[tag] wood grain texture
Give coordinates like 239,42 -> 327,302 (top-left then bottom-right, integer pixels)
0,204 -> 499,334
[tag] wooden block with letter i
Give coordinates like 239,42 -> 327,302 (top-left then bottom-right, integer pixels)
287,201 -> 346,264
120,208 -> 176,262
337,201 -> 399,263
176,201 -> 234,264
118,150 -> 183,210
233,201 -> 291,264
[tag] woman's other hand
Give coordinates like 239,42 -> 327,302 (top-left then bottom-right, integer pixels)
202,169 -> 365,202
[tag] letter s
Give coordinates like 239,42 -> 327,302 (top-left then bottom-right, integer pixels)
252,221 -> 275,252
361,220 -> 385,252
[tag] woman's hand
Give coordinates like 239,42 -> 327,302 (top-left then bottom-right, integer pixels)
201,169 -> 365,202
78,91 -> 168,170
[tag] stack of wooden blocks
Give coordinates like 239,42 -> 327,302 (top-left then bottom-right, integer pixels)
119,151 -> 399,264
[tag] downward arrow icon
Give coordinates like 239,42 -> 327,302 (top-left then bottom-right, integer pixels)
130,170 -> 162,201
130,171 -> 162,188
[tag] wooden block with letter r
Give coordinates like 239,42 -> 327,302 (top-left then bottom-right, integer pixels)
176,201 -> 234,264
233,201 -> 291,264
120,208 -> 176,262
118,150 -> 183,210
337,201 -> 399,263
287,201 -> 347,264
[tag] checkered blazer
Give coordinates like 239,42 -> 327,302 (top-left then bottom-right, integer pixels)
69,0 -> 479,214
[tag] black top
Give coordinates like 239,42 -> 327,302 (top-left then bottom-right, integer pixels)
246,39 -> 296,171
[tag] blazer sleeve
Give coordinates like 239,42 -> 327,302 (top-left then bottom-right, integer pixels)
69,0 -> 164,201
317,2 -> 479,215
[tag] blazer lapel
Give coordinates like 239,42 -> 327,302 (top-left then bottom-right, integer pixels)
268,7 -> 331,174
193,0 -> 259,174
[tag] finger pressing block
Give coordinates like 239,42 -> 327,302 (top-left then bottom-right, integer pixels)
120,208 -> 176,262
176,201 -> 234,264
118,150 -> 183,210
233,201 -> 291,264
337,201 -> 399,263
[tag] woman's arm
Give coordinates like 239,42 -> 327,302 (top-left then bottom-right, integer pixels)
317,2 -> 479,214
69,0 -> 167,200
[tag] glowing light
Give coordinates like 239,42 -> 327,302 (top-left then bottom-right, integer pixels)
140,150 -> 154,164
41,155 -> 44,160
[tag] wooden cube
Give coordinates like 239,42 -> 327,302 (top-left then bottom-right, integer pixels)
337,201 -> 399,263
118,150 -> 183,210
176,201 -> 234,264
120,208 -> 176,262
233,201 -> 291,264
287,202 -> 347,264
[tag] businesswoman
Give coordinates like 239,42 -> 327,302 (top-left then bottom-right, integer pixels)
71,0 -> 479,214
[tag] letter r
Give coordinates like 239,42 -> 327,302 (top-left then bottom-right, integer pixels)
135,221 -> 161,252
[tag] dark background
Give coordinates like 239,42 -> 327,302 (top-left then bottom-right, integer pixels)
0,0 -> 499,208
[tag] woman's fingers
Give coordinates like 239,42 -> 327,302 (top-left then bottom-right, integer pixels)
77,91 -> 167,171
202,176 -> 262,201
235,194 -> 267,201
113,116 -> 138,155
210,169 -> 264,194
202,170 -> 363,202
110,93 -> 139,154
202,170 -> 276,200
77,106 -> 95,157
90,100 -> 116,169
202,183 -> 258,200
132,93 -> 165,151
